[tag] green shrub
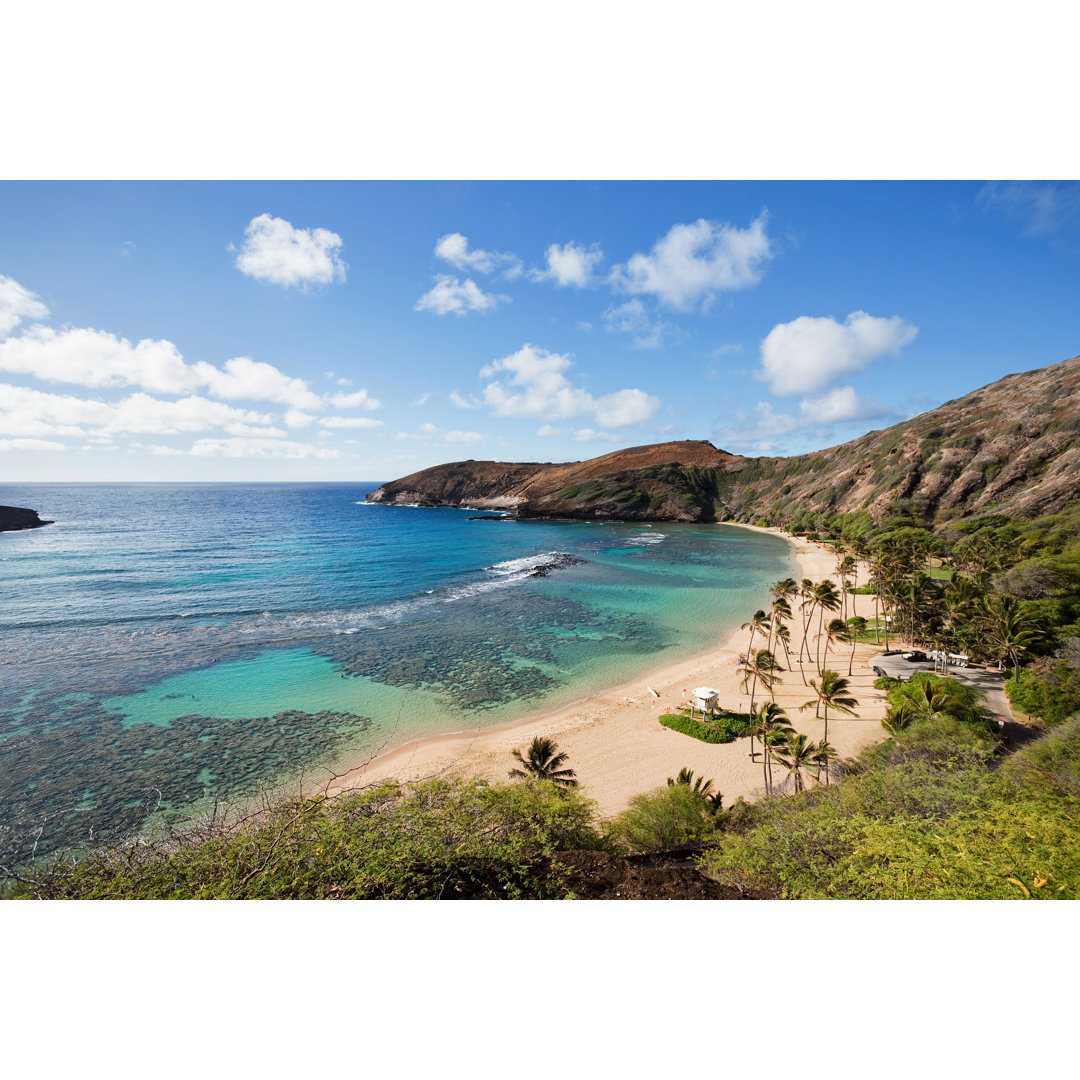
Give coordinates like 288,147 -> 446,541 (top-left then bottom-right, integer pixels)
7,776 -> 606,900
607,784 -> 723,853
658,711 -> 751,744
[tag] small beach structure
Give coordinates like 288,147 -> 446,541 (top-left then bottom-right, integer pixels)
689,686 -> 720,719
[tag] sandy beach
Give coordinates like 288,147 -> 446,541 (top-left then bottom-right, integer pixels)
328,526 -> 890,816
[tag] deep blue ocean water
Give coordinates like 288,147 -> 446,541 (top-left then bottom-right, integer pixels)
0,482 -> 794,857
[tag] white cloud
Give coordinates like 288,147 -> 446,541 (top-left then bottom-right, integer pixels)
0,275 -> 49,338
536,424 -> 566,437
0,437 -> 65,451
609,213 -> 772,310
797,385 -> 892,425
477,344 -> 661,429
284,409 -> 316,429
412,392 -> 433,406
0,325 -> 323,409
602,299 -> 676,349
189,437 -> 341,460
531,242 -> 604,287
758,310 -> 918,396
0,383 -> 269,437
444,430 -> 484,444
419,422 -> 439,434
317,416 -> 383,429
415,276 -> 503,316
593,388 -> 662,428
976,181 -> 1080,238
570,428 -> 619,443
449,390 -> 481,409
138,443 -> 185,456
434,233 -> 521,277
327,388 -> 381,410
224,423 -> 288,438
234,213 -> 346,289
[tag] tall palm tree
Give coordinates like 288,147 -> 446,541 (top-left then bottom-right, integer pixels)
751,702 -> 793,795
767,595 -> 792,659
801,669 -> 858,785
812,580 -> 842,674
772,732 -> 822,794
741,647 -> 781,712
774,622 -> 794,670
741,609 -> 771,657
845,616 -> 867,675
797,579 -> 817,667
509,736 -> 578,787
821,617 -> 849,673
981,594 -> 1040,681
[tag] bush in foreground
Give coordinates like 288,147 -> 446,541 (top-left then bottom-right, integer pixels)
699,717 -> 1080,899
607,783 -> 724,854
7,776 -> 606,900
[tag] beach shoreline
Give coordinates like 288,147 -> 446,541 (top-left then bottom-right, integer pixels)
327,525 -> 890,816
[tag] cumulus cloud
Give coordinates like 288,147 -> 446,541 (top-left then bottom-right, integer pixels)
234,213 -> 347,289
758,311 -> 918,396
0,275 -> 50,338
433,233 -> 521,278
223,423 -> 288,438
415,276 -> 503,316
570,428 -> 620,443
477,344 -> 661,429
0,383 -> 270,438
714,388 -> 895,455
531,242 -> 604,287
0,325 -> 324,409
536,424 -> 565,437
602,299 -> 676,349
316,416 -> 383,429
448,390 -> 481,409
444,429 -> 484,444
609,213 -> 772,310
327,388 -> 381,410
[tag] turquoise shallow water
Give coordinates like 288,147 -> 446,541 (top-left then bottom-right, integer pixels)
0,482 -> 794,857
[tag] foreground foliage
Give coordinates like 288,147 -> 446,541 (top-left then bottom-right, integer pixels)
699,716 -> 1080,899
7,777 -> 606,900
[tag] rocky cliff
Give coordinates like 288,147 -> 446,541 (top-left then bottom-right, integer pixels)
367,354 -> 1080,526
0,505 -> 53,532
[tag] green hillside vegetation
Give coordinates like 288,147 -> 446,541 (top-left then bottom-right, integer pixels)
698,714 -> 1080,899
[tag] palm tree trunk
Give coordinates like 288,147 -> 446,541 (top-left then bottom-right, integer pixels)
823,707 -> 830,786
849,637 -> 857,676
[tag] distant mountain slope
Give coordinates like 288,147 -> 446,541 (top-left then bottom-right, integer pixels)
367,354 -> 1080,525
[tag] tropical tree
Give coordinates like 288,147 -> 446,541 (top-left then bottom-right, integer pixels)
812,580 -> 842,674
801,669 -> 859,784
667,768 -> 722,811
750,702 -> 793,795
882,673 -> 988,734
775,622 -> 793,670
845,616 -> 867,675
741,609 -> 771,656
509,737 -> 578,788
741,647 -> 782,712
981,594 -> 1040,680
772,732 -> 822,794
822,617 -> 849,672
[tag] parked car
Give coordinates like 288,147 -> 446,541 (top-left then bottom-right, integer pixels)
902,650 -> 928,662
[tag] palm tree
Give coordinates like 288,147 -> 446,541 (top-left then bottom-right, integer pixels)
845,616 -> 867,675
741,609 -> 771,656
775,622 -> 794,670
797,578 -> 817,668
812,580 -> 842,674
821,617 -> 849,672
883,675 -> 979,734
801,669 -> 858,785
741,647 -> 781,712
751,702 -> 793,795
981,594 -> 1039,681
772,732 -> 822,794
667,768 -> 722,810
509,736 -> 578,787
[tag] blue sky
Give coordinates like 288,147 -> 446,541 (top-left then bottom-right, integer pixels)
1,180 -> 1077,482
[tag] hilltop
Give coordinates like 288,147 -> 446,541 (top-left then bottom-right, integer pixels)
367,354 -> 1080,525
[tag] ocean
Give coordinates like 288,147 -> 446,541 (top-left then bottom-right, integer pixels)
0,482 -> 794,857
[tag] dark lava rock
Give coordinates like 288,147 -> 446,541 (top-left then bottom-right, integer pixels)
528,553 -> 586,577
0,505 -> 53,532
553,849 -> 770,900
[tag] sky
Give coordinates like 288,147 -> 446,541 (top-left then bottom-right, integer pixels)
0,180 -> 1077,482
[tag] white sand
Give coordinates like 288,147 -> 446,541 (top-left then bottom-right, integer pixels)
327,526 -> 890,816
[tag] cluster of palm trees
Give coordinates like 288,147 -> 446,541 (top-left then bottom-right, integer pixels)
862,530 -> 1042,676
